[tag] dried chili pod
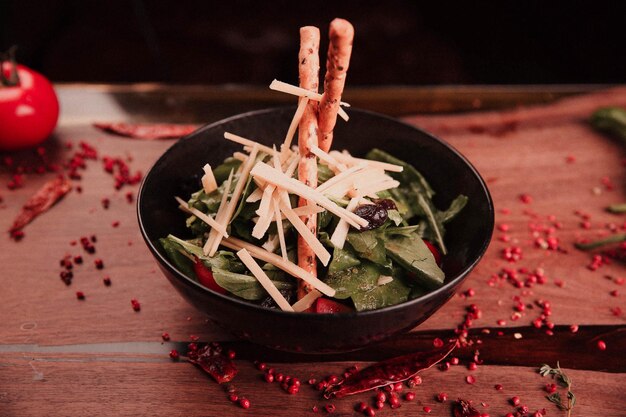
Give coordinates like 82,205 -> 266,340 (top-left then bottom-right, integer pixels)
323,339 -> 456,398
9,176 -> 71,235
453,399 -> 481,417
187,344 -> 238,384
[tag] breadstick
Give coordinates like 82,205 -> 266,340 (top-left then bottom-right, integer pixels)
318,18 -> 354,153
297,26 -> 321,299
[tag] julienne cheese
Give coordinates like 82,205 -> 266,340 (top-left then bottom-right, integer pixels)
176,81 -> 410,310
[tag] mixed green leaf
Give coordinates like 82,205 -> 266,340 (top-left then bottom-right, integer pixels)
160,148 -> 467,312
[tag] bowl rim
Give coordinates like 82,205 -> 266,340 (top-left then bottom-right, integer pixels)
137,106 -> 494,319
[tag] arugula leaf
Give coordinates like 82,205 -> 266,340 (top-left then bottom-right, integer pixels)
318,163 -> 335,184
159,237 -> 196,278
438,194 -> 468,224
384,232 -> 445,289
212,268 -> 294,300
351,277 -> 411,311
387,209 -> 404,226
213,157 -> 241,184
165,235 -> 246,272
366,148 -> 435,199
416,193 -> 447,255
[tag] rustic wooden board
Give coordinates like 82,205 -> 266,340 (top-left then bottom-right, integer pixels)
1,351 -> 625,417
1,86 -> 625,416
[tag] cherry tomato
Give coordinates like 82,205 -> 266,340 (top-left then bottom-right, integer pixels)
193,257 -> 227,294
315,298 -> 353,314
0,62 -> 59,151
423,240 -> 442,265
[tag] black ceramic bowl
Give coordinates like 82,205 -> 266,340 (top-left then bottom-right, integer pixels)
138,107 -> 493,353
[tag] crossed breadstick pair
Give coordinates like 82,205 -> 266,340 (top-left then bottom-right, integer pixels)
296,19 -> 354,298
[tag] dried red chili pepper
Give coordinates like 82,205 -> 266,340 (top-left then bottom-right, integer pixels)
323,340 -> 456,399
8,176 -> 71,236
187,344 -> 238,384
93,122 -> 198,139
453,399 -> 481,417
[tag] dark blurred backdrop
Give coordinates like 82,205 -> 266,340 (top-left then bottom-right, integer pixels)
2,1 -> 625,85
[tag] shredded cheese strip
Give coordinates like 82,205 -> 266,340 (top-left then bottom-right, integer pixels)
262,234 -> 279,253
222,237 -> 336,297
330,197 -> 359,249
378,276 -> 393,286
251,204 -> 324,223
232,151 -> 248,162
316,164 -> 365,193
269,79 -> 349,121
201,164 -> 218,194
204,169 -> 234,255
355,179 -> 400,198
236,248 -> 294,312
174,196 -> 229,237
331,150 -> 403,172
207,146 -> 259,255
251,162 -> 367,229
224,132 -> 274,155
246,187 -> 263,203
310,145 -> 348,172
279,200 -> 331,266
283,97 -> 309,150
251,199 -> 274,239
273,197 -> 288,260
291,289 -> 322,312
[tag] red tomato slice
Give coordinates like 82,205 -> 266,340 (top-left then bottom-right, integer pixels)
315,298 -> 353,314
193,257 -> 226,294
423,240 -> 442,265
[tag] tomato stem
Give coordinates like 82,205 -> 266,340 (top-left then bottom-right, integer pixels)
0,46 -> 21,87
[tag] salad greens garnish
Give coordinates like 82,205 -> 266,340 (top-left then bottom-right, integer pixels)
160,147 -> 467,312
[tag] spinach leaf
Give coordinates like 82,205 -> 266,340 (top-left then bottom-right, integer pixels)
351,277 -> 411,311
212,268 -> 294,300
324,261 -> 381,299
346,230 -> 388,267
328,246 -> 361,274
384,232 -> 445,289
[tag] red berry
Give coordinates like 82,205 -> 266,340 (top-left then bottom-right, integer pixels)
597,340 -> 607,350
169,349 -> 179,360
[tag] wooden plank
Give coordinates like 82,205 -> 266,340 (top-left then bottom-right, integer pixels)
0,352 -> 624,416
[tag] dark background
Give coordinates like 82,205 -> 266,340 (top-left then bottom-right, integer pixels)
2,1 -> 625,86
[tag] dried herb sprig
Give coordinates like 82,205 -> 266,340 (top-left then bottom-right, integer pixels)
539,362 -> 576,417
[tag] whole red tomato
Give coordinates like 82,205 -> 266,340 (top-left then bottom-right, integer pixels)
0,60 -> 59,151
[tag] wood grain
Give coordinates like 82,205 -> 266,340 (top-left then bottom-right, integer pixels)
1,85 -> 625,416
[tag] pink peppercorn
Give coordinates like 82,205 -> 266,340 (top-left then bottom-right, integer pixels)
324,404 -> 335,413
494,384 -> 503,391
364,406 -> 375,416
76,291 -> 85,300
161,332 -> 170,341
404,392 -> 415,401
131,298 -> 141,311
356,402 -> 367,412
169,349 -> 179,360
239,398 -> 250,409
466,375 -> 476,384
436,392 -> 448,402
432,337 -> 444,348
597,340 -> 607,350
423,406 -> 432,413
510,396 -> 521,406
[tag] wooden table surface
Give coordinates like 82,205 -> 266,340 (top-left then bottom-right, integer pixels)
1,84 -> 625,417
